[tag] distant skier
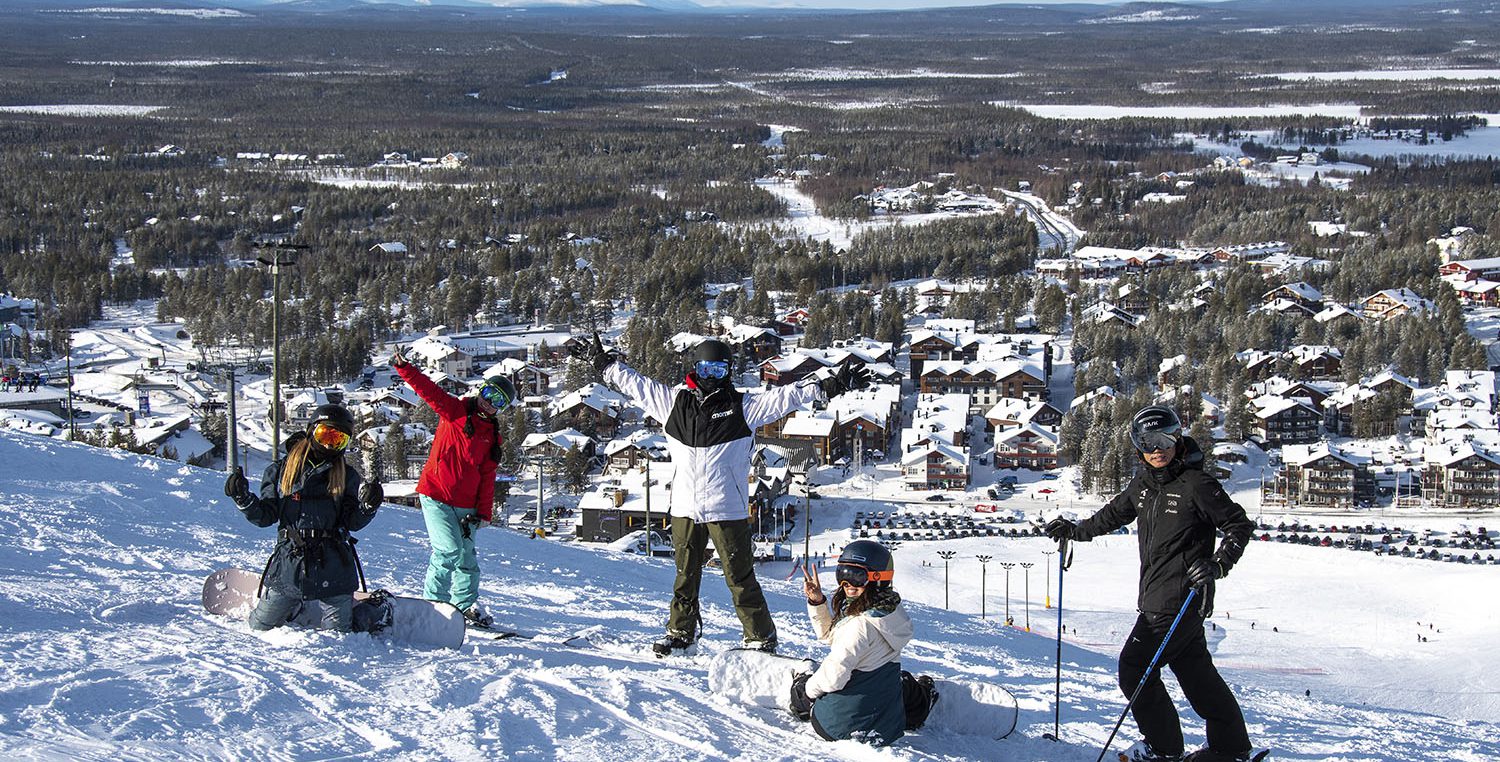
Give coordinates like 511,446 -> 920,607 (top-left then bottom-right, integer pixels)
791,540 -> 936,747
392,345 -> 518,626
1046,405 -> 1256,762
224,403 -> 382,632
570,333 -> 869,656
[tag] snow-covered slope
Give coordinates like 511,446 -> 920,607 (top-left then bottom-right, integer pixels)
0,430 -> 1496,760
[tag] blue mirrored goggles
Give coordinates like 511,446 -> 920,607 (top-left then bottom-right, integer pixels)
695,360 -> 730,379
479,384 -> 512,409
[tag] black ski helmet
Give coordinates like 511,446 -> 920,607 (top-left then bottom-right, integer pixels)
1129,405 -> 1182,453
308,403 -> 355,437
692,339 -> 733,365
836,539 -> 895,588
690,338 -> 734,390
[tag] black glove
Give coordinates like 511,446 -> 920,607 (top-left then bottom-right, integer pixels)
820,362 -> 872,399
358,480 -> 383,512
224,467 -> 250,505
789,672 -> 814,721
1188,558 -> 1223,588
1044,517 -> 1076,542
567,332 -> 616,373
390,345 -> 410,369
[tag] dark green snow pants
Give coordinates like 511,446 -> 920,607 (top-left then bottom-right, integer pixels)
665,515 -> 776,645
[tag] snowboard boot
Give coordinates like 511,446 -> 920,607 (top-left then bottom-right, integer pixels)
461,603 -> 494,628
652,634 -> 696,658
742,638 -> 778,654
1184,748 -> 1266,762
1119,741 -> 1184,762
919,675 -> 939,709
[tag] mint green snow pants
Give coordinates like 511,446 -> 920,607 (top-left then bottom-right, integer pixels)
420,495 -> 480,612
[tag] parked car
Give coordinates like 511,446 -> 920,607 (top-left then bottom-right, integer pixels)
924,494 -> 951,502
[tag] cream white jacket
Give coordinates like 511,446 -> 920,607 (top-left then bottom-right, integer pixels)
804,599 -> 914,699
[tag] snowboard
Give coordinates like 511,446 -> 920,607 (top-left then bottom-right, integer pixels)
707,647 -> 815,710
201,567 -> 466,650
707,648 -> 1019,739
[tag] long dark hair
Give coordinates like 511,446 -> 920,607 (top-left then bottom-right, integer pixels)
463,397 -> 504,463
830,584 -> 900,625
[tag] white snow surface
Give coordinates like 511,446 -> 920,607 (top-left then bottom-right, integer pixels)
0,104 -> 167,117
1005,104 -> 1371,121
1,431 -> 1498,760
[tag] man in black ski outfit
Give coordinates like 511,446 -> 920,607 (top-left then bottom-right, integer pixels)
1047,405 -> 1256,762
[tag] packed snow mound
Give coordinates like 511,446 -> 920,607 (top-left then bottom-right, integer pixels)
0,430 -> 1496,760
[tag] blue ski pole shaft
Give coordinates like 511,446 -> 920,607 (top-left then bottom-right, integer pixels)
1094,586 -> 1200,762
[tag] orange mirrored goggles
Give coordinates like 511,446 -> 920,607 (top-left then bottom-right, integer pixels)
835,562 -> 893,587
310,422 -> 351,451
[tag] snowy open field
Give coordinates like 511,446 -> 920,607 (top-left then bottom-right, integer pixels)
1003,105 -> 1371,121
0,104 -> 166,117
0,431 -> 1496,761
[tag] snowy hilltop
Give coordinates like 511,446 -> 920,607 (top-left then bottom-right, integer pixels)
0,429 -> 1496,760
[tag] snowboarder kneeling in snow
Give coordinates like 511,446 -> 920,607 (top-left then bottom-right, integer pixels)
1046,405 -> 1256,762
790,540 -> 936,747
224,403 -> 382,632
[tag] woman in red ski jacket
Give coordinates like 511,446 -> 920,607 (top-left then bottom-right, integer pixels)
392,346 -> 517,625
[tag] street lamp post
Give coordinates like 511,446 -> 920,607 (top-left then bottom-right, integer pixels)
1020,562 -> 1034,632
999,562 -> 1016,626
977,555 -> 992,620
937,550 -> 956,610
1042,550 -> 1055,609
253,241 -> 306,460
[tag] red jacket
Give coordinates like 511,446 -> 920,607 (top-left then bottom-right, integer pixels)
396,364 -> 501,520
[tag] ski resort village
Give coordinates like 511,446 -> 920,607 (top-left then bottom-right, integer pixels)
5,0 -> 1500,760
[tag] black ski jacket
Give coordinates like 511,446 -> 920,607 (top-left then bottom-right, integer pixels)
235,435 -> 377,599
1073,437 -> 1253,619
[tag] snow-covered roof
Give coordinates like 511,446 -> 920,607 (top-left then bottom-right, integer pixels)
1426,442 -> 1500,468
1361,288 -> 1434,316
1251,394 -> 1316,419
905,393 -> 970,447
521,428 -> 593,453
901,441 -> 969,467
984,397 -> 1041,422
1265,282 -> 1323,303
921,360 -> 1044,381
549,383 -> 626,418
1313,303 -> 1363,323
1282,443 -> 1366,467
994,424 -> 1058,447
827,384 -> 901,429
603,430 -> 668,458
1286,345 -> 1343,364
782,412 -> 838,438
371,242 -> 407,255
409,335 -> 469,361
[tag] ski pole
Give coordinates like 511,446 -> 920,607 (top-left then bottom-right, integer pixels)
1094,586 -> 1200,762
1044,537 -> 1072,742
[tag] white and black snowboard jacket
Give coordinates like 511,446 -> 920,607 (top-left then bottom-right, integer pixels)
604,361 -> 824,523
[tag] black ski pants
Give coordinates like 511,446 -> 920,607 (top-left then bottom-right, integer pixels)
1118,612 -> 1249,757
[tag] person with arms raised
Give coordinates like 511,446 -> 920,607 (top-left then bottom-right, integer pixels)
391,345 -> 518,627
571,333 -> 870,656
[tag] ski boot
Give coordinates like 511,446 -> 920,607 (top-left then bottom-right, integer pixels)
652,634 -> 696,658
461,603 -> 494,629
1119,741 -> 1183,762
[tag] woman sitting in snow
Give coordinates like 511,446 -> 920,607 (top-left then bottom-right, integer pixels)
791,540 -> 937,747
224,403 -> 382,632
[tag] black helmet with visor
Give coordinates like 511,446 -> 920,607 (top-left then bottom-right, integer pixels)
1129,405 -> 1183,454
